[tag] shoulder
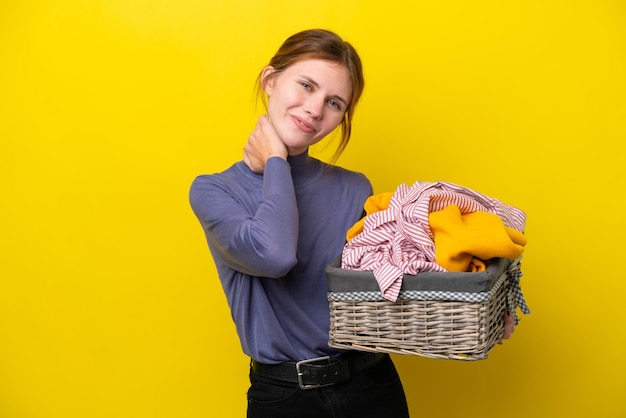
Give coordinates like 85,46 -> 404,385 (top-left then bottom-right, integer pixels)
322,164 -> 372,190
191,162 -> 250,189
189,162 -> 259,201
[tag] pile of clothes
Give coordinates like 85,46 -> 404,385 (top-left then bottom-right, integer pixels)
342,180 -> 527,303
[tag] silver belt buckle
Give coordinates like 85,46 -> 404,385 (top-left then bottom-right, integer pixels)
295,356 -> 334,390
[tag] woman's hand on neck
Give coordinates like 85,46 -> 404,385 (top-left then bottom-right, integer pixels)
243,115 -> 288,173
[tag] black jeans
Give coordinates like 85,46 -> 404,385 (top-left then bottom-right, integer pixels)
247,354 -> 409,418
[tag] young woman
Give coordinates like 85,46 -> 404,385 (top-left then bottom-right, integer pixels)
189,29 -> 410,418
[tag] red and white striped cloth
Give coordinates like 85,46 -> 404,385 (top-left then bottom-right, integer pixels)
341,180 -> 527,302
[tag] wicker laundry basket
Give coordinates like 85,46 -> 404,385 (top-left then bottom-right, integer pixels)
326,257 -> 517,361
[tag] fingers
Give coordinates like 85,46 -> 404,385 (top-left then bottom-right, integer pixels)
504,311 -> 515,336
243,143 -> 263,173
243,115 -> 287,173
258,116 -> 286,155
498,311 -> 516,344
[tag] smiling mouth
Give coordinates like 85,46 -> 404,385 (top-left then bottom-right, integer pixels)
293,116 -> 315,133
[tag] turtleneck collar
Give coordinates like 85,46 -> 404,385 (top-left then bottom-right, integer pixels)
287,149 -> 324,187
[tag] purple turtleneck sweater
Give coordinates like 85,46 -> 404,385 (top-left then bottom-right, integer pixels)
189,151 -> 372,364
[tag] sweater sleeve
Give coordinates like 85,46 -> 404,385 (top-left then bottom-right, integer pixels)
189,157 -> 299,278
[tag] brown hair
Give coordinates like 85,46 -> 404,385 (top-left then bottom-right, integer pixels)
256,29 -> 365,162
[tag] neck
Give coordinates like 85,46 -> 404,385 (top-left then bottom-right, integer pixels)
287,150 -> 323,186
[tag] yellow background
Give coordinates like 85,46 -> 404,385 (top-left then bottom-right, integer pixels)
1,1 -> 625,417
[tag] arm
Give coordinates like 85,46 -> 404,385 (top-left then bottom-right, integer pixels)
189,116 -> 298,278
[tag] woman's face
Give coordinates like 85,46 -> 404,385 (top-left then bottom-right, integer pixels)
262,59 -> 352,155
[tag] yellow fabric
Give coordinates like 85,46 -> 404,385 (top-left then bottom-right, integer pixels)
345,192 -> 394,241
428,204 -> 527,272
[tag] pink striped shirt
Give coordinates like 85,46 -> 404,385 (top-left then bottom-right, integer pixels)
341,181 -> 527,301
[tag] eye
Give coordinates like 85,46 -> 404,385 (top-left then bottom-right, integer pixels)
328,99 -> 342,111
300,81 -> 311,90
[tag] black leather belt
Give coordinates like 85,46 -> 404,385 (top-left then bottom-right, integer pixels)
250,351 -> 387,390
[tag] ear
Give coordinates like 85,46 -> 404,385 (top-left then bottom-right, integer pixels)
261,65 -> 276,95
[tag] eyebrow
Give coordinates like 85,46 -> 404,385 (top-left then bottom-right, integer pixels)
301,75 -> 349,106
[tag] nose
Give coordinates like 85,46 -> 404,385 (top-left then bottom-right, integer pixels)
304,97 -> 324,119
